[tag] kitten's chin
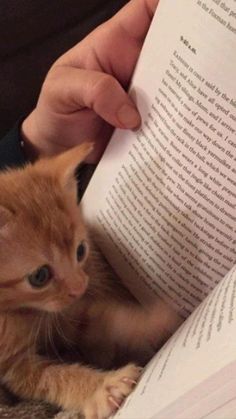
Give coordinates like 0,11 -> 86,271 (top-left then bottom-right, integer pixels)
44,303 -> 69,313
38,298 -> 74,313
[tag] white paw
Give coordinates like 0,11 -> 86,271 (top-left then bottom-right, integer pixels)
84,364 -> 142,419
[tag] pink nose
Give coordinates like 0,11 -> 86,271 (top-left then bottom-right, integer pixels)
68,277 -> 88,299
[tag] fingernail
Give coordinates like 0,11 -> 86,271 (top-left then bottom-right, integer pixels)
117,104 -> 141,129
108,395 -> 121,409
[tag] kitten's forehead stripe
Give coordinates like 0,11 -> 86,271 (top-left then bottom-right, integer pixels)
43,215 -> 75,254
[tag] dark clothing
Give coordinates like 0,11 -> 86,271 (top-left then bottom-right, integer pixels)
0,121 -> 27,170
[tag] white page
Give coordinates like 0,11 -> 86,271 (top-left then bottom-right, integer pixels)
113,264 -> 236,419
154,365 -> 236,419
201,395 -> 236,419
82,0 -> 236,317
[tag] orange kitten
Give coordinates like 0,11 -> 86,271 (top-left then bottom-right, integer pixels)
0,144 -> 180,418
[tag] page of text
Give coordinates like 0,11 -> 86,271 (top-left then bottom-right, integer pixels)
114,265 -> 236,419
82,0 -> 236,317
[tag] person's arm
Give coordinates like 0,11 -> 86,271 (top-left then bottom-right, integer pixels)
22,0 -> 158,163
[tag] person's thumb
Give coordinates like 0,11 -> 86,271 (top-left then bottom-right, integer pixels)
43,65 -> 141,130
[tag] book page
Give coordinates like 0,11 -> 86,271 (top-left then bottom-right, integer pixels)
113,264 -> 236,419
82,0 -> 236,317
162,372 -> 236,419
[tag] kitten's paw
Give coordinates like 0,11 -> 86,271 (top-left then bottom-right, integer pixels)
84,364 -> 141,419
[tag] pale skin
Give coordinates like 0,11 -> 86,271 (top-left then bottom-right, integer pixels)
21,0 -> 159,163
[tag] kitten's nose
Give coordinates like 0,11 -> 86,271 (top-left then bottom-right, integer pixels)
68,275 -> 88,299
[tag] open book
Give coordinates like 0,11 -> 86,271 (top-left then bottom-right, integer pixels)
82,0 -> 236,417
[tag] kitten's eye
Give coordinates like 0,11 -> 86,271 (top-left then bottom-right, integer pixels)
27,265 -> 52,289
76,240 -> 87,262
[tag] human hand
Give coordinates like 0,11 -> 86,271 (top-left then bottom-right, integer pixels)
22,0 -> 159,163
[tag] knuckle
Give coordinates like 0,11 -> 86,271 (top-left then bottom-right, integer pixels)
91,74 -> 117,99
40,65 -> 68,101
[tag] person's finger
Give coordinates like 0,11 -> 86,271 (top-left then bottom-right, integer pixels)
44,66 -> 141,130
109,0 -> 159,43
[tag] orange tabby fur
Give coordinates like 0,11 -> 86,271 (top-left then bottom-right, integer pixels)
0,144 -> 181,418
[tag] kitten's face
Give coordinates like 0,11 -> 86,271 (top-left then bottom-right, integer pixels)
0,143 -> 93,313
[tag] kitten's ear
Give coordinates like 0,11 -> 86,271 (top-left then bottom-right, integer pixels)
42,142 -> 94,191
0,206 -> 13,230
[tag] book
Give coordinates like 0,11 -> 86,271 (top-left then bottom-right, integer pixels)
81,0 -> 236,417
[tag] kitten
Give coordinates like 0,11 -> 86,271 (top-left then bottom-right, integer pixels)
0,143 -> 180,419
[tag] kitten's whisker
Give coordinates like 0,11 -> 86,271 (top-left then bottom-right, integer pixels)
60,311 -> 81,325
45,315 -> 52,357
27,313 -> 44,363
54,313 -> 76,350
47,315 -> 63,362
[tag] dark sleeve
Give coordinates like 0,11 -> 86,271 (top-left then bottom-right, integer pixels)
0,121 -> 28,170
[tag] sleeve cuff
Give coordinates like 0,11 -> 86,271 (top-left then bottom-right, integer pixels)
0,120 -> 28,170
